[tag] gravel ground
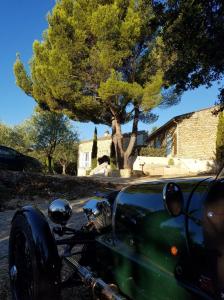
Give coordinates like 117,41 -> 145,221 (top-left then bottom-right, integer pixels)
0,197 -> 93,300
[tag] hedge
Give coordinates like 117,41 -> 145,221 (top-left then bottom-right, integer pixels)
139,146 -> 166,157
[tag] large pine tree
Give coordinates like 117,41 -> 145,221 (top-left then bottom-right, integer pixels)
14,0 -> 178,169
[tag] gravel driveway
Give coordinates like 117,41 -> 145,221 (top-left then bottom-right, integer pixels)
0,197 -> 90,299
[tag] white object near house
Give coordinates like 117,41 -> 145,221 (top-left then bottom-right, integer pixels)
133,156 -> 216,176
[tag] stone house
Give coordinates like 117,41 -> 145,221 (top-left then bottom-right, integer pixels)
147,106 -> 219,160
78,131 -> 147,176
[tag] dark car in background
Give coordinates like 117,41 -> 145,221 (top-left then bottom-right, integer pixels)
0,145 -> 42,172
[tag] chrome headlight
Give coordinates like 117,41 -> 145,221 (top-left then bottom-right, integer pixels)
48,199 -> 72,225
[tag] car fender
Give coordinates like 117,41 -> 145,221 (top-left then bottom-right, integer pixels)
11,206 -> 61,277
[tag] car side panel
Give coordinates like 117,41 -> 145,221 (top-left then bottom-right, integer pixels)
97,234 -> 194,300
97,179 -> 213,299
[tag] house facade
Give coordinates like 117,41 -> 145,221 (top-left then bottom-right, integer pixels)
147,106 -> 219,160
78,131 -> 147,176
78,107 -> 220,177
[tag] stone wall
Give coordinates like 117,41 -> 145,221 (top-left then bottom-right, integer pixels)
177,108 -> 218,160
148,124 -> 176,156
147,107 -> 219,160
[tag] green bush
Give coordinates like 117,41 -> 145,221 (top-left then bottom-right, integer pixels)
168,158 -> 174,166
110,162 -> 117,171
86,169 -> 91,175
216,112 -> 224,166
91,158 -> 97,170
139,147 -> 166,157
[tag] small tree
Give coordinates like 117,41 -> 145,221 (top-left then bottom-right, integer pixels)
216,112 -> 224,166
54,141 -> 79,175
30,111 -> 77,173
91,127 -> 98,169
110,141 -> 117,170
0,123 -> 27,152
0,123 -> 13,146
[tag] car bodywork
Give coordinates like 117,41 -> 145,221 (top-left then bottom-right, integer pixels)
96,178 -> 212,299
0,145 -> 42,172
9,167 -> 224,299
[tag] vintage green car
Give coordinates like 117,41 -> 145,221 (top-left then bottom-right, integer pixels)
8,166 -> 224,300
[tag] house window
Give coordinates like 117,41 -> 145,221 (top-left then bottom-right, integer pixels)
155,137 -> 161,148
166,133 -> 173,156
80,152 -> 90,168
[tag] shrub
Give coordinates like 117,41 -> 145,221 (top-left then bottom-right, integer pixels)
86,169 -> 91,176
216,112 -> 224,166
139,147 -> 166,157
168,158 -> 174,166
91,158 -> 97,170
110,162 -> 117,170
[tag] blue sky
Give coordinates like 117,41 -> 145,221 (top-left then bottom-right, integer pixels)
0,1 -> 222,141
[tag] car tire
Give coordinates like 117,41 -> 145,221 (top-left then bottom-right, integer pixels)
8,214 -> 61,300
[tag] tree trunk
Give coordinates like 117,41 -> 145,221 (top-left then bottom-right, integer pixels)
112,117 -> 124,169
111,107 -> 139,170
47,155 -> 53,173
123,154 -> 130,169
112,107 -> 139,169
62,164 -> 66,175
123,107 -> 139,169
